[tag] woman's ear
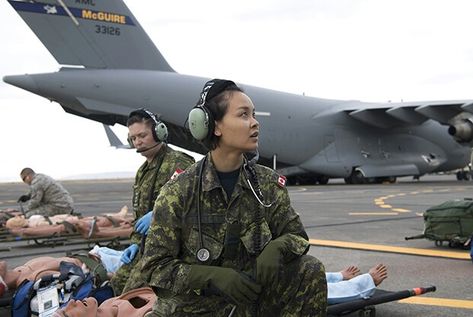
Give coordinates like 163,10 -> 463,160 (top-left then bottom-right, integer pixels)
214,121 -> 222,137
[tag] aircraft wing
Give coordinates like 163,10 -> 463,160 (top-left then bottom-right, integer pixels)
314,99 -> 473,129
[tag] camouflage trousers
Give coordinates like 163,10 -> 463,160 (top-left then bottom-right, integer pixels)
24,204 -> 73,218
145,255 -> 327,317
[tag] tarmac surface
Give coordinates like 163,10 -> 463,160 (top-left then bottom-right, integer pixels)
0,174 -> 472,316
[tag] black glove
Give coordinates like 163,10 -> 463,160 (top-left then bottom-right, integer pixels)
17,194 -> 30,203
188,265 -> 261,304
256,240 -> 285,286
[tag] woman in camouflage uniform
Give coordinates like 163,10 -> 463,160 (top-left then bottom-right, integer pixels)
138,80 -> 327,316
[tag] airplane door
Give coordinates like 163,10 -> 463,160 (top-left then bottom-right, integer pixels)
324,134 -> 340,162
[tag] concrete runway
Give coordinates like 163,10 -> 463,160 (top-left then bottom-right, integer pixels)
0,175 -> 472,316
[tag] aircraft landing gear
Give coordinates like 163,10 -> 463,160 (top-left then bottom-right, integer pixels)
344,170 -> 366,184
315,175 -> 329,185
286,174 -> 330,185
456,170 -> 471,181
344,171 -> 397,184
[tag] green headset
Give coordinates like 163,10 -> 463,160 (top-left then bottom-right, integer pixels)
127,108 -> 168,148
187,79 -> 237,141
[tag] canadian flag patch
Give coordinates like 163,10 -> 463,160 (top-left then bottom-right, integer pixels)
277,175 -> 287,187
170,168 -> 184,180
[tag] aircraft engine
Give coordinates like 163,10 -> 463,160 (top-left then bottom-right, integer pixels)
448,118 -> 473,143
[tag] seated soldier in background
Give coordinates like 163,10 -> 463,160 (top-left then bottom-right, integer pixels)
18,168 -> 74,218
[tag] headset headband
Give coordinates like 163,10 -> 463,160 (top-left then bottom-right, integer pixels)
196,79 -> 237,108
129,108 -> 158,125
128,108 -> 168,143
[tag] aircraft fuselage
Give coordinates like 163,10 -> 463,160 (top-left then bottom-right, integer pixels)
4,69 -> 471,181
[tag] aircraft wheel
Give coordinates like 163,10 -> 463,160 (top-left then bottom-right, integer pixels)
286,177 -> 299,186
448,241 -> 461,248
435,240 -> 443,247
317,176 -> 329,185
351,171 -> 366,184
456,171 -> 468,181
358,306 -> 376,317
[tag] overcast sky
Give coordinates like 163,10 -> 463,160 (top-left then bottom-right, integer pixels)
1,0 -> 473,182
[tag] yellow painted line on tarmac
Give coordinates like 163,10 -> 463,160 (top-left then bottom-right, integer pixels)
392,208 -> 410,213
379,204 -> 392,208
349,212 -> 398,216
309,239 -> 471,260
399,297 -> 473,309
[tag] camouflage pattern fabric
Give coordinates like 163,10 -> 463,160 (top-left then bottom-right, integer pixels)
137,154 -> 328,316
144,255 -> 326,317
111,251 -> 142,295
112,145 -> 194,295
24,173 -> 73,218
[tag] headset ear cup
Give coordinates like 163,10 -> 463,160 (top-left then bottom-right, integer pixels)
188,107 -> 210,141
127,134 -> 135,148
155,122 -> 168,142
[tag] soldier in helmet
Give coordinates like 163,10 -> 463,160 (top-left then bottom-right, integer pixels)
136,80 -> 327,316
110,108 -> 194,295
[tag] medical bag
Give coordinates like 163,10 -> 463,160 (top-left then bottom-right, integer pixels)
406,198 -> 473,247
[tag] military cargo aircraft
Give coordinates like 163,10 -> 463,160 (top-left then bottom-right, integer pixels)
4,0 -> 473,184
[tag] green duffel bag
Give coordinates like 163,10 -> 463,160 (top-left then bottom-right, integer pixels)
406,199 -> 473,247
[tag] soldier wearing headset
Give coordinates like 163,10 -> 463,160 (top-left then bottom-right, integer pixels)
135,80 -> 327,316
110,108 -> 194,295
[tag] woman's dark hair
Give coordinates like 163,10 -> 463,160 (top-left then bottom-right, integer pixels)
204,84 -> 243,150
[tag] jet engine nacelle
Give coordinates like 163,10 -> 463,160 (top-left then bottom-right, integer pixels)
448,118 -> 473,143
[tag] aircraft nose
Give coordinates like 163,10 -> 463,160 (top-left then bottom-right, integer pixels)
3,74 -> 39,94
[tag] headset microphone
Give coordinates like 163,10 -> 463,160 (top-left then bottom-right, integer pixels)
136,142 -> 160,153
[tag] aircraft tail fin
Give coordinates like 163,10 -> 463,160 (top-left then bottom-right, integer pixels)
8,0 -> 174,71
102,124 -> 130,149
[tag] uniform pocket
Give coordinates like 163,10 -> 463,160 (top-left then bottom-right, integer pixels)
240,219 -> 272,255
184,228 -> 224,261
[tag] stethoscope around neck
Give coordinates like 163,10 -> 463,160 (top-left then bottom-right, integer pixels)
195,154 -> 275,263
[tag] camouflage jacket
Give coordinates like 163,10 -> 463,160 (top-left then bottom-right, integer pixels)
140,153 -> 310,295
26,173 -> 73,211
131,145 -> 194,245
